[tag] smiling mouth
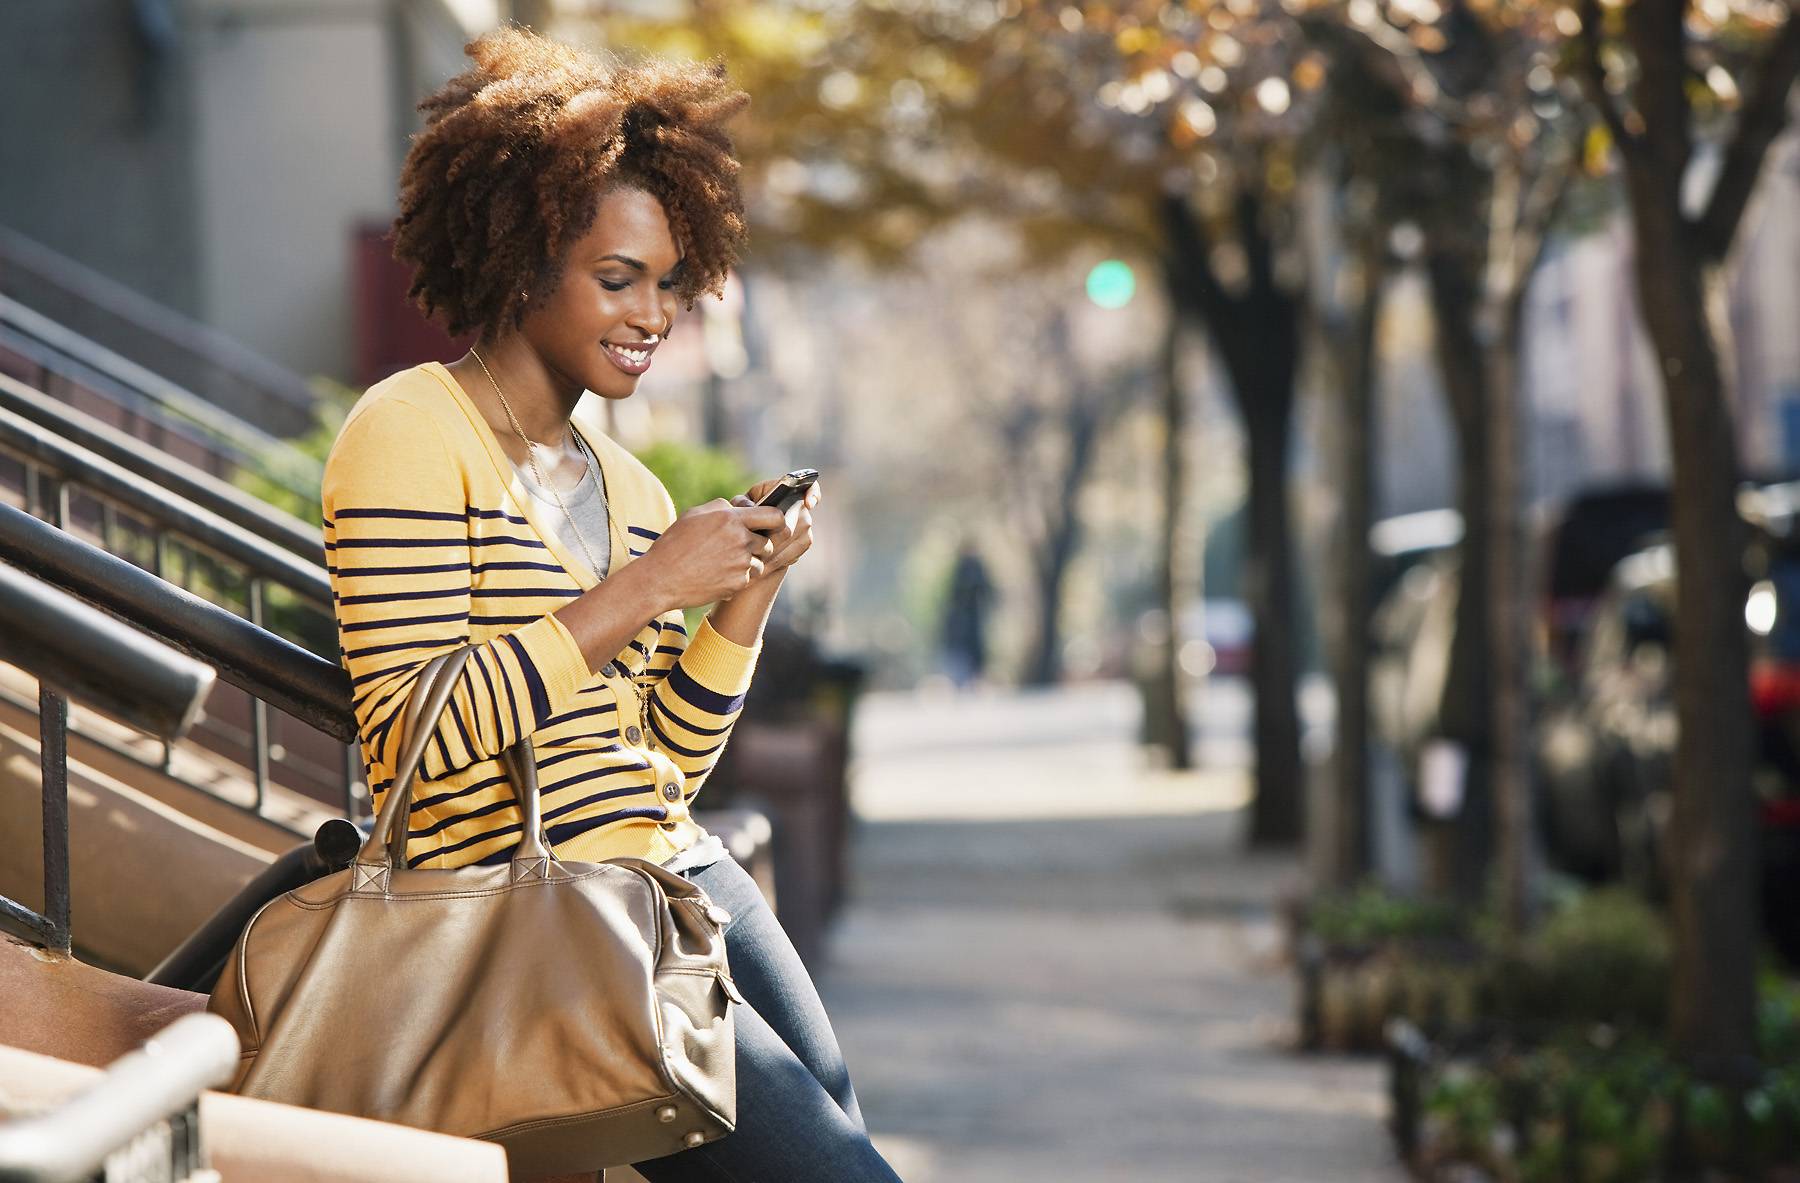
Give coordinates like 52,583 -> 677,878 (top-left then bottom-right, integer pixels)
602,341 -> 654,375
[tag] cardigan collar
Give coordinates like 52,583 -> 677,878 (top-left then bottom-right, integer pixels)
421,360 -> 632,591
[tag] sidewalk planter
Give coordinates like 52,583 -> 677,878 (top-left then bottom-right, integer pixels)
1290,884 -> 1477,1053
1375,892 -> 1800,1183
1386,1012 -> 1800,1183
1297,933 -> 1487,1053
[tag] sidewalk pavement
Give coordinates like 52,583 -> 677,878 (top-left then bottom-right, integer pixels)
813,680 -> 1405,1183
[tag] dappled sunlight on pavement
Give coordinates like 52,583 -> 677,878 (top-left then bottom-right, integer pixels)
814,681 -> 1404,1183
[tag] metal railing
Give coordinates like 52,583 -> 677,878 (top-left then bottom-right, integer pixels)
0,1013 -> 239,1183
0,387 -> 357,817
0,556 -> 215,954
0,496 -> 358,824
0,293 -> 321,507
0,371 -> 322,564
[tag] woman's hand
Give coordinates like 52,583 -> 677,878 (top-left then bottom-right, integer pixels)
729,478 -> 823,587
639,498 -> 788,610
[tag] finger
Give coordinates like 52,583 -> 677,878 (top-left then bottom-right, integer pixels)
805,484 -> 821,507
737,506 -> 788,533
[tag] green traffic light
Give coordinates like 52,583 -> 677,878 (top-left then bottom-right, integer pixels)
1086,259 -> 1136,309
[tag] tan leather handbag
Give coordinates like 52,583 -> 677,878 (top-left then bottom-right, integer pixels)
207,647 -> 742,1176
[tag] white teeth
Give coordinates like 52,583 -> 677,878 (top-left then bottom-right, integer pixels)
608,344 -> 648,366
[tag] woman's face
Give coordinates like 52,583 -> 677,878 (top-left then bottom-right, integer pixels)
519,184 -> 683,401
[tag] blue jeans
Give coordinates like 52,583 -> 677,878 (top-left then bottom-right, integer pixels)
630,856 -> 904,1183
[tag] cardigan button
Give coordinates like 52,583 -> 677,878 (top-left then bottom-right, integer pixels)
601,661 -> 619,678
625,725 -> 643,745
662,782 -> 681,802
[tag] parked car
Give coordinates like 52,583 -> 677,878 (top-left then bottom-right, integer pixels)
1175,597 -> 1254,679
1533,528 -> 1800,965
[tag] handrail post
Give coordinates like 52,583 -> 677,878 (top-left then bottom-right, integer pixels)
248,576 -> 269,813
38,684 -> 72,956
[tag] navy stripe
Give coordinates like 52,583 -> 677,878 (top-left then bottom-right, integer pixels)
497,644 -> 522,745
467,506 -> 531,524
536,731 -> 622,748
343,637 -> 460,661
351,658 -> 433,689
649,692 -> 733,737
339,587 -> 465,606
333,507 -> 465,522
647,710 -> 711,759
468,535 -> 549,549
408,752 -> 648,817
328,537 -> 467,549
342,611 -> 469,633
409,748 -> 609,813
472,614 -> 546,626
409,773 -> 651,841
627,526 -> 662,540
541,808 -> 670,852
472,587 -> 581,598
472,648 -> 500,750
541,704 -> 617,729
409,777 -> 656,851
501,632 -> 550,724
421,806 -> 668,868
661,663 -> 746,716
328,561 -> 469,577
447,691 -> 476,766
365,687 -> 405,752
472,560 -> 565,575
431,729 -> 452,774
653,644 -> 683,658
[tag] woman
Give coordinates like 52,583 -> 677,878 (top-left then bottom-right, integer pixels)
322,25 -> 902,1182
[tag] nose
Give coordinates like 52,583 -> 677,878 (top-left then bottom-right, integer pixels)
628,287 -> 676,338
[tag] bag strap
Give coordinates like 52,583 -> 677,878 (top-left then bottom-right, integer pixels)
351,647 -> 549,890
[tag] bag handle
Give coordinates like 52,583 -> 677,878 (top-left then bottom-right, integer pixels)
351,647 -> 551,890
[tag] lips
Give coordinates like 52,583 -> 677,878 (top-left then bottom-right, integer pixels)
601,340 -> 655,376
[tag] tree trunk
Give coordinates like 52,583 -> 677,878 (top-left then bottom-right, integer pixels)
1024,397 -> 1104,687
1327,233 -> 1385,885
1424,243 -> 1495,905
1160,191 -> 1303,839
1145,315 -> 1192,766
1239,360 -> 1303,846
1627,177 -> 1758,1082
1489,292 -> 1532,941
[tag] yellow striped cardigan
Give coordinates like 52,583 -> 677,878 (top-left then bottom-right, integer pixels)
321,361 -> 761,869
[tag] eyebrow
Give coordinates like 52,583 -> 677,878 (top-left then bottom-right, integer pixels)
595,254 -> 685,275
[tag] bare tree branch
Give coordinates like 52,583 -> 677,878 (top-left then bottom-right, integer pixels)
1696,12 -> 1800,262
1575,0 -> 1637,155
1159,191 -> 1234,325
1507,143 -> 1579,299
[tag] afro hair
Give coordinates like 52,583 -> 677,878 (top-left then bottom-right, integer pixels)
391,25 -> 750,339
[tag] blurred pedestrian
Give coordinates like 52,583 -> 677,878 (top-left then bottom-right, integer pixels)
941,539 -> 995,691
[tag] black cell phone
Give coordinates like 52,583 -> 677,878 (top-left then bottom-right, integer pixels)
752,468 -> 819,533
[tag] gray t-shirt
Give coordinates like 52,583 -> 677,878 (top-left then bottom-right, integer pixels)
509,451 -> 611,582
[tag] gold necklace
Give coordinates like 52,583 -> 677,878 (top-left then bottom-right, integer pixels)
470,348 -> 607,583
